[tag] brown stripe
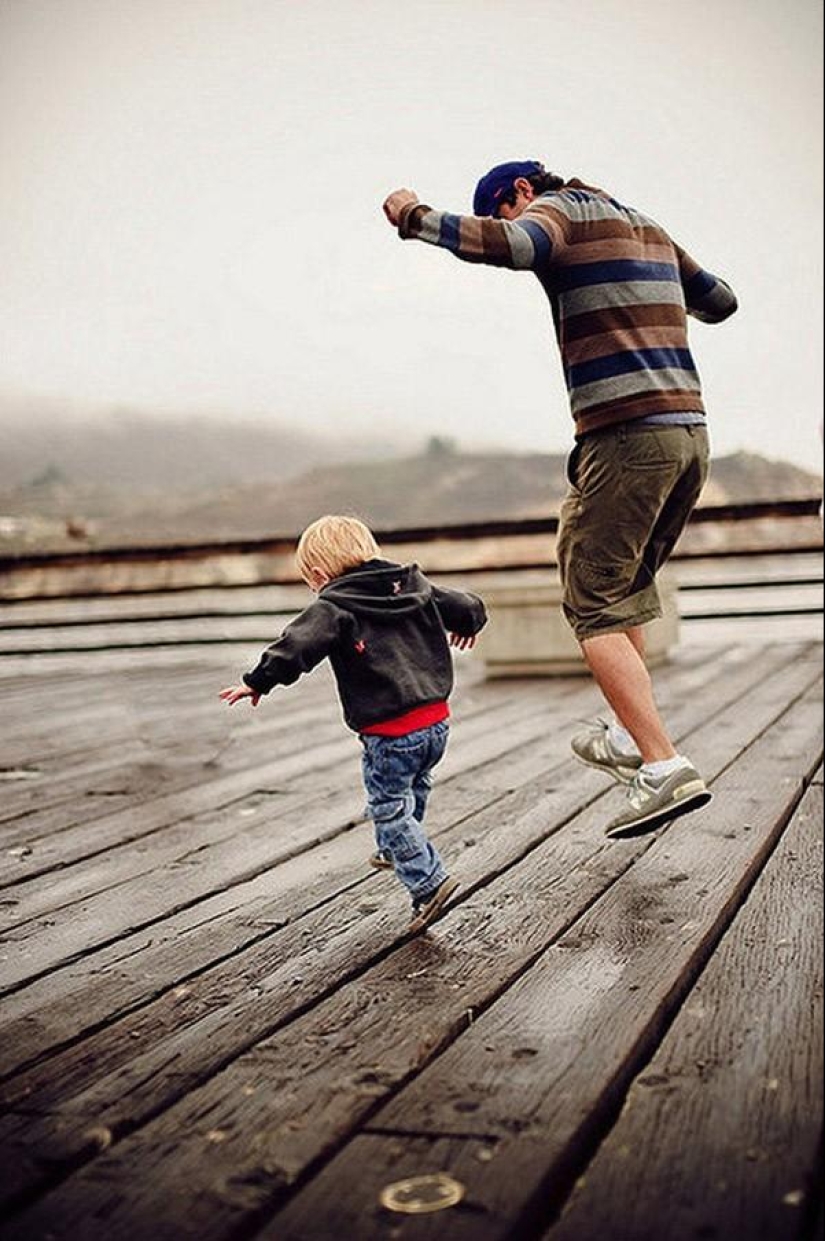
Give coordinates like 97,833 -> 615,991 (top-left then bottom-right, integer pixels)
475,216 -> 517,262
575,390 -> 706,435
673,244 -> 700,277
558,238 -> 676,265
529,203 -> 572,242
564,325 -> 690,365
523,209 -> 565,247
457,216 -> 490,257
562,302 -> 686,344
558,217 -> 670,245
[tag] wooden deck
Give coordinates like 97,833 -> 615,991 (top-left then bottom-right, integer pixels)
0,622 -> 822,1239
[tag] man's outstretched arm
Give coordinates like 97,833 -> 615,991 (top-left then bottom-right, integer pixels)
383,187 -> 560,271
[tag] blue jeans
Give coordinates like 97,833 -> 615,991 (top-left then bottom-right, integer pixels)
360,721 -> 449,902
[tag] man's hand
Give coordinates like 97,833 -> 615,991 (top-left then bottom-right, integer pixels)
448,633 -> 476,651
383,188 -> 419,226
219,684 -> 260,707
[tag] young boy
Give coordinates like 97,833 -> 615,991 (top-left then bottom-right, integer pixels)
219,515 -> 487,932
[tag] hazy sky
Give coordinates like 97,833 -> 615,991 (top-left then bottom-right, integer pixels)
1,0 -> 822,468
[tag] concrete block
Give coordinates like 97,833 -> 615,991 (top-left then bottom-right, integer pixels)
475,570 -> 680,677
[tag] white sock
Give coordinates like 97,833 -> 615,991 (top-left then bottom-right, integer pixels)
641,754 -> 692,780
608,720 -> 640,757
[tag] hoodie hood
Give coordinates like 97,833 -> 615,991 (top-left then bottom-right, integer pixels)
320,559 -> 433,620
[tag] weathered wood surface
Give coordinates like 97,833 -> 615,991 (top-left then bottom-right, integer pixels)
0,631 -> 821,1240
547,781 -> 824,1241
264,678 -> 823,1241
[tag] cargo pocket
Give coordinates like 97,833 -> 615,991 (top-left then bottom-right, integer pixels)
575,555 -> 637,612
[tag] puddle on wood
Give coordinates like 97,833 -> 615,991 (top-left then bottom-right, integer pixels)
380,1173 -> 465,1215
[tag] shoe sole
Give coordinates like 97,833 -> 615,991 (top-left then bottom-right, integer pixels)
606,787 -> 713,840
409,877 -> 461,934
572,749 -> 641,786
368,855 -> 394,871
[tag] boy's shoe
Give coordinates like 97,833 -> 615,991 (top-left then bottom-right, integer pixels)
369,851 -> 394,871
409,877 -> 460,933
605,764 -> 712,839
571,719 -> 642,785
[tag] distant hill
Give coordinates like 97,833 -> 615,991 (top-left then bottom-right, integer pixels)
161,447 -> 822,540
0,394 -> 821,549
1,430 -> 820,552
0,395 -> 405,492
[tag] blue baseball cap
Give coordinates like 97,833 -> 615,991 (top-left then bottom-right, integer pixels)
473,160 -> 545,217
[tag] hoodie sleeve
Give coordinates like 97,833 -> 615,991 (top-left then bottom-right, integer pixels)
674,243 -> 738,323
242,600 -> 343,695
431,585 -> 488,638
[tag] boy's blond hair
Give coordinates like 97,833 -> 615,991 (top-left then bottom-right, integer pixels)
295,515 -> 381,583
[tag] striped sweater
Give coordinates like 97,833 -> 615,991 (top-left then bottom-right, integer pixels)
397,179 -> 738,436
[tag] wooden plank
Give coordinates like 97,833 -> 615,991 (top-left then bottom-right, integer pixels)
0,666 -> 322,811
0,614 -> 306,654
0,661 -> 337,826
680,581 -> 823,616
675,552 -> 823,588
545,782 -> 824,1241
0,712 -> 349,884
0,710 -> 628,1209
0,692 -> 347,877
0,683 -> 577,990
0,645 -> 743,1079
0,696 -> 336,843
0,643 -> 768,1027
257,685 -> 823,1241
0,635 -> 808,1022
0,655 -> 498,838
0,584 -> 309,626
0,769 -> 510,1081
0,676 -> 598,1069
681,614 -> 824,646
0,663 -> 818,1235
0,675 -> 555,912
0,650 -> 497,847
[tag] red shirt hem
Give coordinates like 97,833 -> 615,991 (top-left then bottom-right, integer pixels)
360,701 -> 450,737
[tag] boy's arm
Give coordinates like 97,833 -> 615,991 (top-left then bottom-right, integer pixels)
431,585 -> 488,639
674,243 -> 738,323
240,601 -> 342,697
385,190 -> 563,272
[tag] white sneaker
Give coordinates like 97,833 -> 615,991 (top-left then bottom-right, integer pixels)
605,763 -> 712,839
571,719 -> 642,785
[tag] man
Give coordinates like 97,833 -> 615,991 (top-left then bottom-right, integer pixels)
383,161 -> 738,838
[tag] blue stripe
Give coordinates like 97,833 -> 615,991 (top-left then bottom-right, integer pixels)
555,259 -> 680,292
684,269 -> 716,299
517,219 -> 553,263
439,213 -> 462,252
567,347 -> 697,388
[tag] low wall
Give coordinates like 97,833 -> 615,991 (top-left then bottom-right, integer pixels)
0,501 -> 820,602
475,571 -> 680,677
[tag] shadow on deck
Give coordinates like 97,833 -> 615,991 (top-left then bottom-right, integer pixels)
0,625 -> 822,1240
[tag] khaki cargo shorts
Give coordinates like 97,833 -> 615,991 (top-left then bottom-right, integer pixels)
556,422 -> 710,641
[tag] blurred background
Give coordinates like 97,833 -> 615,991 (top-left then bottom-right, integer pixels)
0,0 -> 822,554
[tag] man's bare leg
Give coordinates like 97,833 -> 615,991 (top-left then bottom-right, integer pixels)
626,625 -> 645,658
580,630 -> 676,763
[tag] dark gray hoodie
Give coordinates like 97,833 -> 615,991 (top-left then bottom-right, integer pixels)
242,559 -> 487,732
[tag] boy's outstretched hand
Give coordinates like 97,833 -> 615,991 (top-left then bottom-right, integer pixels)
219,684 -> 261,707
448,633 -> 476,651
